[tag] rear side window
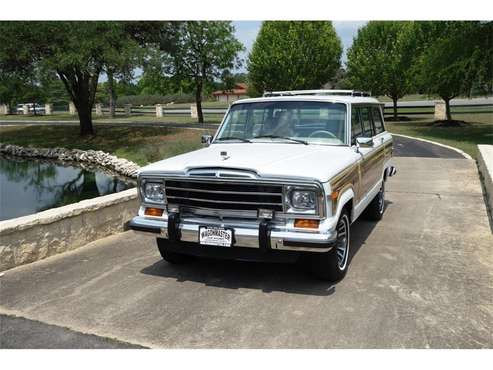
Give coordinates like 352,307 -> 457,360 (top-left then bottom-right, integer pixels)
351,107 -> 363,145
360,107 -> 374,137
372,106 -> 384,134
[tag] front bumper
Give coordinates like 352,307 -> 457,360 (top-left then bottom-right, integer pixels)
128,214 -> 337,253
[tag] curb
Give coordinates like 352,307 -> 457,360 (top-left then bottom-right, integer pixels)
391,133 -> 473,160
477,145 -> 493,217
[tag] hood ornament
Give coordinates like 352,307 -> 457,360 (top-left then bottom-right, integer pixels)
220,151 -> 230,160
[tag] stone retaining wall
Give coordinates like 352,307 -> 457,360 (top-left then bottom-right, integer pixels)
0,144 -> 140,178
0,144 -> 142,271
0,188 -> 138,271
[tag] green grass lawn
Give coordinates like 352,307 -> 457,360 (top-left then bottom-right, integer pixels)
0,125 -> 208,166
377,94 -> 493,102
158,101 -> 230,109
0,113 -> 224,124
385,113 -> 493,159
1,111 -> 491,165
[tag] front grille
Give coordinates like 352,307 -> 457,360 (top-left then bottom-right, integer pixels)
164,179 -> 284,213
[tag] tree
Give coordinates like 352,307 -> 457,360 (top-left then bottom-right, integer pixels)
0,73 -> 33,112
136,46 -> 182,96
220,69 -> 236,91
170,21 -> 244,123
102,27 -> 143,117
413,21 -> 493,121
0,21 -> 142,135
247,21 -> 342,95
346,21 -> 416,120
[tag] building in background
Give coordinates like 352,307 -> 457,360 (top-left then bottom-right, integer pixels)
212,83 -> 248,103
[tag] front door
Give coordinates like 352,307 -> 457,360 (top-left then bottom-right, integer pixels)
352,106 -> 383,200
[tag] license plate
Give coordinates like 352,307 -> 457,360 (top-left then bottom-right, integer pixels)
199,226 -> 233,247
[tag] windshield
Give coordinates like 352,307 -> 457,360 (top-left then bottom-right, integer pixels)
215,101 -> 347,145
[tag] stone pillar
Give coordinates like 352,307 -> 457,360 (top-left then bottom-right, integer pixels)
95,103 -> 103,116
190,104 -> 198,119
434,101 -> 447,121
156,104 -> 163,118
124,104 -> 132,115
22,104 -> 29,115
0,104 -> 8,115
45,103 -> 53,115
69,102 -> 77,115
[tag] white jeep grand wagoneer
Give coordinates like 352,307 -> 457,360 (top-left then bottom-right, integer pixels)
129,90 -> 396,281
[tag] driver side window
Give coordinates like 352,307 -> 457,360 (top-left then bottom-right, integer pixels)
360,107 -> 374,137
351,107 -> 363,145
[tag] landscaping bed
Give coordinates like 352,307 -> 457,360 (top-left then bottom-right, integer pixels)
385,113 -> 493,159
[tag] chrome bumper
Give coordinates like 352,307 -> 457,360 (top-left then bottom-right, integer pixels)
128,215 -> 337,253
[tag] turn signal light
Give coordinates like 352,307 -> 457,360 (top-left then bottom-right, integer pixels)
144,207 -> 164,217
294,219 -> 320,229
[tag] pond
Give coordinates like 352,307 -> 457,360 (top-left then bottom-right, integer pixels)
0,156 -> 135,221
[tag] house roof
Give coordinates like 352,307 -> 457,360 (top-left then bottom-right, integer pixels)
212,82 -> 248,96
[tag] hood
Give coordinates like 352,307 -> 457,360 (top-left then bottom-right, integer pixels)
139,143 -> 358,183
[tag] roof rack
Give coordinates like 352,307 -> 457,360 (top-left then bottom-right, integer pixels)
263,89 -> 371,97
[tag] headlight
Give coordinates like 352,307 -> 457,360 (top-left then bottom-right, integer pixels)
290,190 -> 316,210
142,181 -> 165,203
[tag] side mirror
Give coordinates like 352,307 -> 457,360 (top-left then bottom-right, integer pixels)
356,137 -> 374,148
201,134 -> 212,145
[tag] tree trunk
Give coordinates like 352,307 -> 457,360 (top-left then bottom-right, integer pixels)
57,67 -> 100,136
107,70 -> 116,118
195,80 -> 204,124
444,97 -> 452,121
392,96 -> 398,120
75,99 -> 94,136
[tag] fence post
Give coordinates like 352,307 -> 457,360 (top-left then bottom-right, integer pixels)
22,104 -> 29,115
156,104 -> 163,117
190,104 -> 198,119
124,104 -> 132,115
0,104 -> 8,115
95,103 -> 103,116
45,103 -> 53,115
434,101 -> 447,121
69,102 -> 77,115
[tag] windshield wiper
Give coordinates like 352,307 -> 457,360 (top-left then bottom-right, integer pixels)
217,136 -> 252,143
253,135 -> 308,145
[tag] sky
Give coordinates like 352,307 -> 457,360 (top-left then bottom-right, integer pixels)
232,21 -> 367,72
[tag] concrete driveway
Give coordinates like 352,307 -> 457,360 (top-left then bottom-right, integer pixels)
1,150 -> 492,348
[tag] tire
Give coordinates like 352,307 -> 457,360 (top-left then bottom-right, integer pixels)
362,180 -> 385,221
156,238 -> 192,264
308,210 -> 351,281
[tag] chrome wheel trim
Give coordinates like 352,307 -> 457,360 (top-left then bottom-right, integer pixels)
336,214 -> 350,270
378,184 -> 385,214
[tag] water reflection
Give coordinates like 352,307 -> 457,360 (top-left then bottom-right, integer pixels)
0,156 -> 135,221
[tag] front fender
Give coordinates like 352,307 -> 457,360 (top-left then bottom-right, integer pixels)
334,186 -> 355,223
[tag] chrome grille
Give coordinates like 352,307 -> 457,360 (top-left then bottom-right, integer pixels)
164,179 -> 284,213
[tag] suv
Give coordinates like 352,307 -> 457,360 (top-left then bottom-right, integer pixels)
129,90 -> 396,281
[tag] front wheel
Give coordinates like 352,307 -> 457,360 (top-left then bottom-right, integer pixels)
308,210 -> 351,281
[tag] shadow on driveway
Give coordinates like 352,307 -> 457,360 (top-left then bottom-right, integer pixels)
140,205 -> 384,297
